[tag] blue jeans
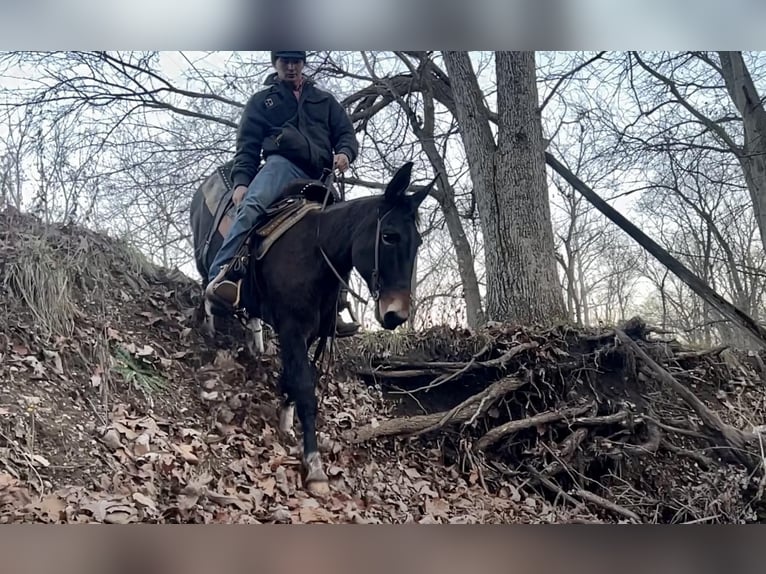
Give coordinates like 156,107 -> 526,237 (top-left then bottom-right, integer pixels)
208,154 -> 310,282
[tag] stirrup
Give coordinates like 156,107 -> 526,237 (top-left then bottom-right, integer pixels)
206,267 -> 243,316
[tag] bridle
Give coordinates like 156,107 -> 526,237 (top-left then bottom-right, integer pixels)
315,168 -> 390,305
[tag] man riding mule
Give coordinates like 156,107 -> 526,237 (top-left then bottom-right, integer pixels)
205,50 -> 361,337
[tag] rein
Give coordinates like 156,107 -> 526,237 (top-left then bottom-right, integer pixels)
315,169 -> 387,305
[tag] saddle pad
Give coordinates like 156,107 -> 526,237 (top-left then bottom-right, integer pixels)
254,198 -> 323,260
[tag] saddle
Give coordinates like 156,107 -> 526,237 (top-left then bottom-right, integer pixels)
200,167 -> 338,283
251,180 -> 336,260
193,162 -> 360,337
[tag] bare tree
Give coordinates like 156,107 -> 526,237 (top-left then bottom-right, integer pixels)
341,51 -> 486,327
443,51 -> 565,324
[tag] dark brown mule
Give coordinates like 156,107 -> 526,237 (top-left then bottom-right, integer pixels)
191,161 -> 433,493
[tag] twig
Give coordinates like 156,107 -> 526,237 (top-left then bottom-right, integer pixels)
572,411 -> 630,426
467,396 -> 489,426
388,384 -> 429,416
539,428 -> 590,478
525,465 -> 581,507
674,346 -> 729,360
358,341 -> 494,377
660,439 -> 715,470
474,403 -> 593,451
681,515 -> 722,524
574,489 -> 641,523
380,341 -> 538,394
646,416 -> 710,441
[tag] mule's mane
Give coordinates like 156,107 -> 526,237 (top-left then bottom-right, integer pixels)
322,192 -> 422,226
322,194 -> 381,212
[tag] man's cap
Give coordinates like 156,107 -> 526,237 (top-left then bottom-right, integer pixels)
271,51 -> 307,64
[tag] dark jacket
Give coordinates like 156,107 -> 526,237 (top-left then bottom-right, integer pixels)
230,72 -> 359,187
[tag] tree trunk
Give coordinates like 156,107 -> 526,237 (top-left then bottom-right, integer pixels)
442,50 -> 565,325
368,53 -> 486,328
413,89 -> 485,328
437,188 -> 485,328
718,51 -> 766,252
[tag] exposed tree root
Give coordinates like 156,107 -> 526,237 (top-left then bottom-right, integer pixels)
614,328 -> 759,470
339,315 -> 766,523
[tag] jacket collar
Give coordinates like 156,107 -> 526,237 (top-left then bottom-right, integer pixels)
263,72 -> 313,89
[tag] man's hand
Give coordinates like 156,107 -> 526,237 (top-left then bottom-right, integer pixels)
333,153 -> 350,173
233,185 -> 248,205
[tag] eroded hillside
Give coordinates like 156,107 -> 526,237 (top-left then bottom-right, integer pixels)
0,208 -> 764,523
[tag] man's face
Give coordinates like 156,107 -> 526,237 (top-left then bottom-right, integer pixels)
275,57 -> 304,84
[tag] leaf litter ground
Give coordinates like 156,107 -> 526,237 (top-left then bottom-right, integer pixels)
0,208 -> 764,523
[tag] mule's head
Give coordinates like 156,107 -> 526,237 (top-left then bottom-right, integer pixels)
352,162 -> 433,330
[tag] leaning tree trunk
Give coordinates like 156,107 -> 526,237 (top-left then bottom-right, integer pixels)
442,50 -> 566,325
718,51 -> 766,253
408,83 -> 486,328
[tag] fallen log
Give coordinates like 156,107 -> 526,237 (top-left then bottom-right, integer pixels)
345,375 -> 527,442
546,151 -> 766,350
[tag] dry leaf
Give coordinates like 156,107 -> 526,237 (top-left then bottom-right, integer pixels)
82,499 -> 136,523
132,492 -> 157,510
261,477 -> 276,498
298,506 -> 334,523
103,505 -> 138,524
424,498 -> 450,519
173,443 -> 199,464
404,468 -> 421,479
101,429 -> 123,450
0,473 -> 19,487
136,345 -> 154,357
206,491 -> 252,511
133,433 -> 151,457
38,495 -> 67,519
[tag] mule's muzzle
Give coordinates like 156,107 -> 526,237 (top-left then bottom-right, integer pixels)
375,290 -> 411,329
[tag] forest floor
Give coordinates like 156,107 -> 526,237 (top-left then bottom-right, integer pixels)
1,207 -> 764,523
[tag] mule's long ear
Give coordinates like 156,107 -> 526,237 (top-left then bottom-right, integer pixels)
384,162 -> 414,204
409,173 -> 439,209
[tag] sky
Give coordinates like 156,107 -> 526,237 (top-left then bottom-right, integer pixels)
0,50 -> 744,328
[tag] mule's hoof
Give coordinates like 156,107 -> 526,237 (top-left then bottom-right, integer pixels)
304,451 -> 329,495
306,479 -> 330,496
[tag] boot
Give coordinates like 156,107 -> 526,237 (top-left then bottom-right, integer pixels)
334,287 -> 360,337
205,229 -> 259,315
205,263 -> 242,315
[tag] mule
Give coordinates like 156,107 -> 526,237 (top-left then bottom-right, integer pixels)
190,161 -> 358,356
191,160 -> 433,494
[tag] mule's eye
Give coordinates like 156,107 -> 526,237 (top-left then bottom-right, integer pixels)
381,232 -> 400,245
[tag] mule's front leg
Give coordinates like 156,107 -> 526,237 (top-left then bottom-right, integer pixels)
245,317 -> 264,356
279,329 -> 329,495
277,399 -> 297,445
202,299 -> 217,339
